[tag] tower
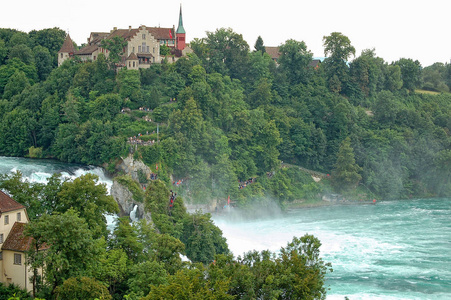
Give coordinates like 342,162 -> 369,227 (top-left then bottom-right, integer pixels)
58,34 -> 75,66
176,4 -> 186,51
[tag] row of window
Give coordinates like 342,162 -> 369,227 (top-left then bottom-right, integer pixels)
0,252 -> 22,265
2,212 -> 21,226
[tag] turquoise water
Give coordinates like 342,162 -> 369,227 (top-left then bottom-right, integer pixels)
213,199 -> 451,299
1,156 -> 450,299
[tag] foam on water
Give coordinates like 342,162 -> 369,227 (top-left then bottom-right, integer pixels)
2,157 -> 450,299
213,199 -> 451,299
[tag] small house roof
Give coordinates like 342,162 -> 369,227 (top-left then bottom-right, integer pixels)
265,46 -> 280,60
0,190 -> 25,213
1,222 -> 48,252
75,44 -> 99,55
58,34 -> 75,54
148,27 -> 173,40
126,52 -> 138,60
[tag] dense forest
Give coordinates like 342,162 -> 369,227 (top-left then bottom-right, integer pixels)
1,27 -> 450,202
0,26 -> 451,299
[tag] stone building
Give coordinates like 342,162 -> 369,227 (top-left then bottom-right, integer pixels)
58,5 -> 191,68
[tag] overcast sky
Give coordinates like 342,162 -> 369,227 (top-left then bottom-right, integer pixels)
2,0 -> 450,67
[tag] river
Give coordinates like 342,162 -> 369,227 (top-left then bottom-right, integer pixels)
1,156 -> 450,299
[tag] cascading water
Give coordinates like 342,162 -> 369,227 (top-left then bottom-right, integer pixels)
2,156 -> 450,299
213,199 -> 451,299
130,204 -> 138,222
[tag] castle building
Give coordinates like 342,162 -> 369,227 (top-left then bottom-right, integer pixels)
0,190 -> 45,292
58,5 -> 191,69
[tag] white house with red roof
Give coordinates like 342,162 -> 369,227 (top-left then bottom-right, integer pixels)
0,190 -> 41,292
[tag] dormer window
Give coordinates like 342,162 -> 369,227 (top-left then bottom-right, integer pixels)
142,34 -> 146,40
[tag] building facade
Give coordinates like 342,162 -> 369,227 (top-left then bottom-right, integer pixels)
58,5 -> 190,69
0,190 -> 37,292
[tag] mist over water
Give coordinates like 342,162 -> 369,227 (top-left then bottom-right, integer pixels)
213,199 -> 451,300
2,156 -> 450,299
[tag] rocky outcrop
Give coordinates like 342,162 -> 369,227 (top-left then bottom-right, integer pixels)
116,154 -> 153,182
111,179 -> 152,223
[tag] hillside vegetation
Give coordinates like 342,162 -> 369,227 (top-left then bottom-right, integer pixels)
1,27 -> 451,205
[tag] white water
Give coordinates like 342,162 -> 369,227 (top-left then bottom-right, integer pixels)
2,156 -> 450,299
213,200 -> 451,300
0,156 -> 117,227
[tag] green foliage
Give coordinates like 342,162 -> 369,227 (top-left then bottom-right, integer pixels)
331,137 -> 362,193
25,209 -> 102,297
55,277 -> 112,300
56,173 -> 119,238
115,175 -> 145,202
0,283 -> 33,300
180,211 -> 229,264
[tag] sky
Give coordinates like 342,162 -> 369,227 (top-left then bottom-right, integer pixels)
2,0 -> 450,67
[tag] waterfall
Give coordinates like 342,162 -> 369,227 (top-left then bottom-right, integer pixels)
130,204 -> 138,222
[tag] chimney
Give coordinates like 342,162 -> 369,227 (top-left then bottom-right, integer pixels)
129,26 -> 132,31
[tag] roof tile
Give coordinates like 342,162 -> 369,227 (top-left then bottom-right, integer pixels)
0,190 -> 25,213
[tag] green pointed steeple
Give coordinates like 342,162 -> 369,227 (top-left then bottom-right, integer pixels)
176,4 -> 185,34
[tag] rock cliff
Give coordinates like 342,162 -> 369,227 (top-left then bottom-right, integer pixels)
111,177 -> 152,223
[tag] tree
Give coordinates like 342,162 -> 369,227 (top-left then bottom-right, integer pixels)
254,35 -> 265,53
0,107 -> 36,156
110,217 -> 143,263
331,137 -> 362,192
25,209 -> 102,297
322,32 -> 355,94
180,211 -> 229,264
2,70 -> 30,100
278,39 -> 313,85
8,44 -> 34,65
33,45 -> 53,81
394,58 -> 422,91
56,173 -> 119,238
116,69 -> 141,101
101,36 -> 127,69
205,28 -> 250,79
29,27 -> 66,66
55,277 -> 112,300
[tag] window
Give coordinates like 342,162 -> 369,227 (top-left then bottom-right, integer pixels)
138,46 -> 141,53
4,215 -> 9,225
153,47 -> 155,54
17,212 -> 21,221
0,234 -> 3,243
147,46 -> 149,53
142,34 -> 146,39
60,53 -> 63,58
0,252 -> 2,260
14,253 -> 21,265
133,47 -> 135,53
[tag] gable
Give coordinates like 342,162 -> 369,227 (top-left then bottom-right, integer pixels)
0,190 -> 25,214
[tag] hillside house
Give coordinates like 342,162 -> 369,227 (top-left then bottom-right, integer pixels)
0,190 -> 44,292
58,5 -> 191,68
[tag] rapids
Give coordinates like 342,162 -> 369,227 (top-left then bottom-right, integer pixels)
1,156 -> 450,299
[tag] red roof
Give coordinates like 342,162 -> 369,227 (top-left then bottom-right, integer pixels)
0,190 -> 25,213
148,27 -> 173,40
58,34 -> 75,53
75,44 -> 99,55
2,222 -> 49,252
265,47 -> 280,60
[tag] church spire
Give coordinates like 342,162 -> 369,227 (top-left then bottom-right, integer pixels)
176,4 -> 185,34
